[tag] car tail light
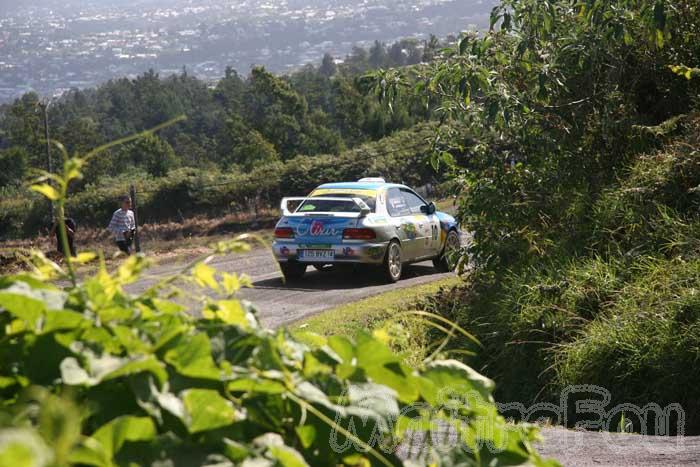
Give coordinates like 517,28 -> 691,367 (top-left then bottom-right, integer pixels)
274,227 -> 294,239
343,228 -> 376,240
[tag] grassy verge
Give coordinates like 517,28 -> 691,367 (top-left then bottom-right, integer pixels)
293,276 -> 462,364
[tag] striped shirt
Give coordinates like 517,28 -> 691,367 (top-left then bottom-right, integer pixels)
108,208 -> 136,241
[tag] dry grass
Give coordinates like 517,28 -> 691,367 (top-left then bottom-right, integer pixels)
0,209 -> 278,274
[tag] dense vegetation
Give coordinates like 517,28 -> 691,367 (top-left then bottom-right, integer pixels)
373,0 -> 700,433
0,38 -> 448,239
0,123 -> 441,239
0,139 -> 556,466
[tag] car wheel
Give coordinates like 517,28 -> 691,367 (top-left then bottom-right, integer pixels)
382,241 -> 403,283
433,230 -> 460,272
280,262 -> 306,282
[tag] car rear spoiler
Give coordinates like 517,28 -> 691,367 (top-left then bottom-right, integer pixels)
280,196 -> 372,217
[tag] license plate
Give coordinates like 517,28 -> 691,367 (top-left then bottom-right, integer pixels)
298,249 -> 335,261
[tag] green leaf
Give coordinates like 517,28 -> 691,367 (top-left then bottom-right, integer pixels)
0,429 -> 53,467
74,252 -> 97,264
30,183 -> 60,201
213,299 -> 250,328
116,255 -> 149,285
102,356 -> 168,386
164,333 -> 221,380
0,292 -> 46,331
61,354 -> 168,387
228,376 -> 286,395
182,389 -> 238,433
655,29 -> 665,49
295,425 -> 316,449
222,439 -> 250,462
69,416 -> 156,466
268,445 -> 309,467
327,335 -> 354,363
193,262 -> 219,291
0,279 -> 66,311
221,272 -> 241,295
421,359 -> 495,406
42,310 -> 89,333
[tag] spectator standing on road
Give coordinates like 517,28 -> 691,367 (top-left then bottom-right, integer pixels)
50,217 -> 77,257
108,195 -> 136,255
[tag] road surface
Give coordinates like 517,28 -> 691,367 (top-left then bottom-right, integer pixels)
127,247 -> 454,328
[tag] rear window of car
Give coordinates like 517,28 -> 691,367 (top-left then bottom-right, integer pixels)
297,193 -> 376,213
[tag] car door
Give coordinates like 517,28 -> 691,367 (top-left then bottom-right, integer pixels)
385,187 -> 419,259
400,188 -> 441,258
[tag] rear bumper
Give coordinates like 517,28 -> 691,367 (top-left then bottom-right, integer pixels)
272,240 -> 390,265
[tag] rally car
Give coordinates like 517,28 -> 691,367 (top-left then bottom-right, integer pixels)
272,178 -> 461,282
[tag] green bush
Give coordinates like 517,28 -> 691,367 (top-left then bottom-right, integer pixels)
0,123 -> 440,239
0,248 -> 554,466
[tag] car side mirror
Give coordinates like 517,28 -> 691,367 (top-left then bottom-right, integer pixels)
421,202 -> 436,215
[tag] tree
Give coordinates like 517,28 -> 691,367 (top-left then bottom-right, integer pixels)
343,46 -> 369,74
319,53 -> 337,77
230,129 -> 280,170
388,42 -> 407,67
3,93 -> 45,169
422,34 -> 441,62
0,146 -> 28,188
119,134 -> 179,177
214,66 -> 245,112
368,40 -> 389,68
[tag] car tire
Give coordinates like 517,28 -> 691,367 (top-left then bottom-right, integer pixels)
381,240 -> 403,283
280,262 -> 306,282
434,229 -> 460,272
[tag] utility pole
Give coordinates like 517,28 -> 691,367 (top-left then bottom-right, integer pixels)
129,184 -> 141,253
41,99 -> 54,220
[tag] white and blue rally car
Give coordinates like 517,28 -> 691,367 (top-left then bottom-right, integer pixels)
272,178 -> 461,282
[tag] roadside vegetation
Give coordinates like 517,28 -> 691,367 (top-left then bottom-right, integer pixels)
0,122 -> 442,240
294,277 -> 461,365
367,0 -> 700,434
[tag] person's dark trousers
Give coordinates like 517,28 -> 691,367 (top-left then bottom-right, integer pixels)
116,239 -> 132,254
55,233 -> 76,256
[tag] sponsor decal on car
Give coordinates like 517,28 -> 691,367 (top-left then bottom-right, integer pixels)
401,221 -> 418,240
367,246 -> 384,259
292,217 -> 347,238
367,215 -> 388,225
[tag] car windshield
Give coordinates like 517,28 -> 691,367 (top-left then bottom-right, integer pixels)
296,193 -> 376,213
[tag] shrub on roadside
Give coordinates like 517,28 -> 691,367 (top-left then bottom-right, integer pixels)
0,248 -> 556,466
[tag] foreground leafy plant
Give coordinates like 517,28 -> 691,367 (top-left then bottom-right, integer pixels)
0,125 -> 556,466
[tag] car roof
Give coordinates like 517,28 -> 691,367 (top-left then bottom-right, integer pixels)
315,181 -> 406,191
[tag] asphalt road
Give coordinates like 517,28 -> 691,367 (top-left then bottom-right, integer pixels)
127,247 -> 455,328
537,427 -> 700,466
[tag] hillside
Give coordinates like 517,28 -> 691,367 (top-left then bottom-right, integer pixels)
372,0 -> 700,435
0,39 -> 449,240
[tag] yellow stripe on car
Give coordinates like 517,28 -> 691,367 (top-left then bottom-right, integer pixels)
311,188 -> 377,197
